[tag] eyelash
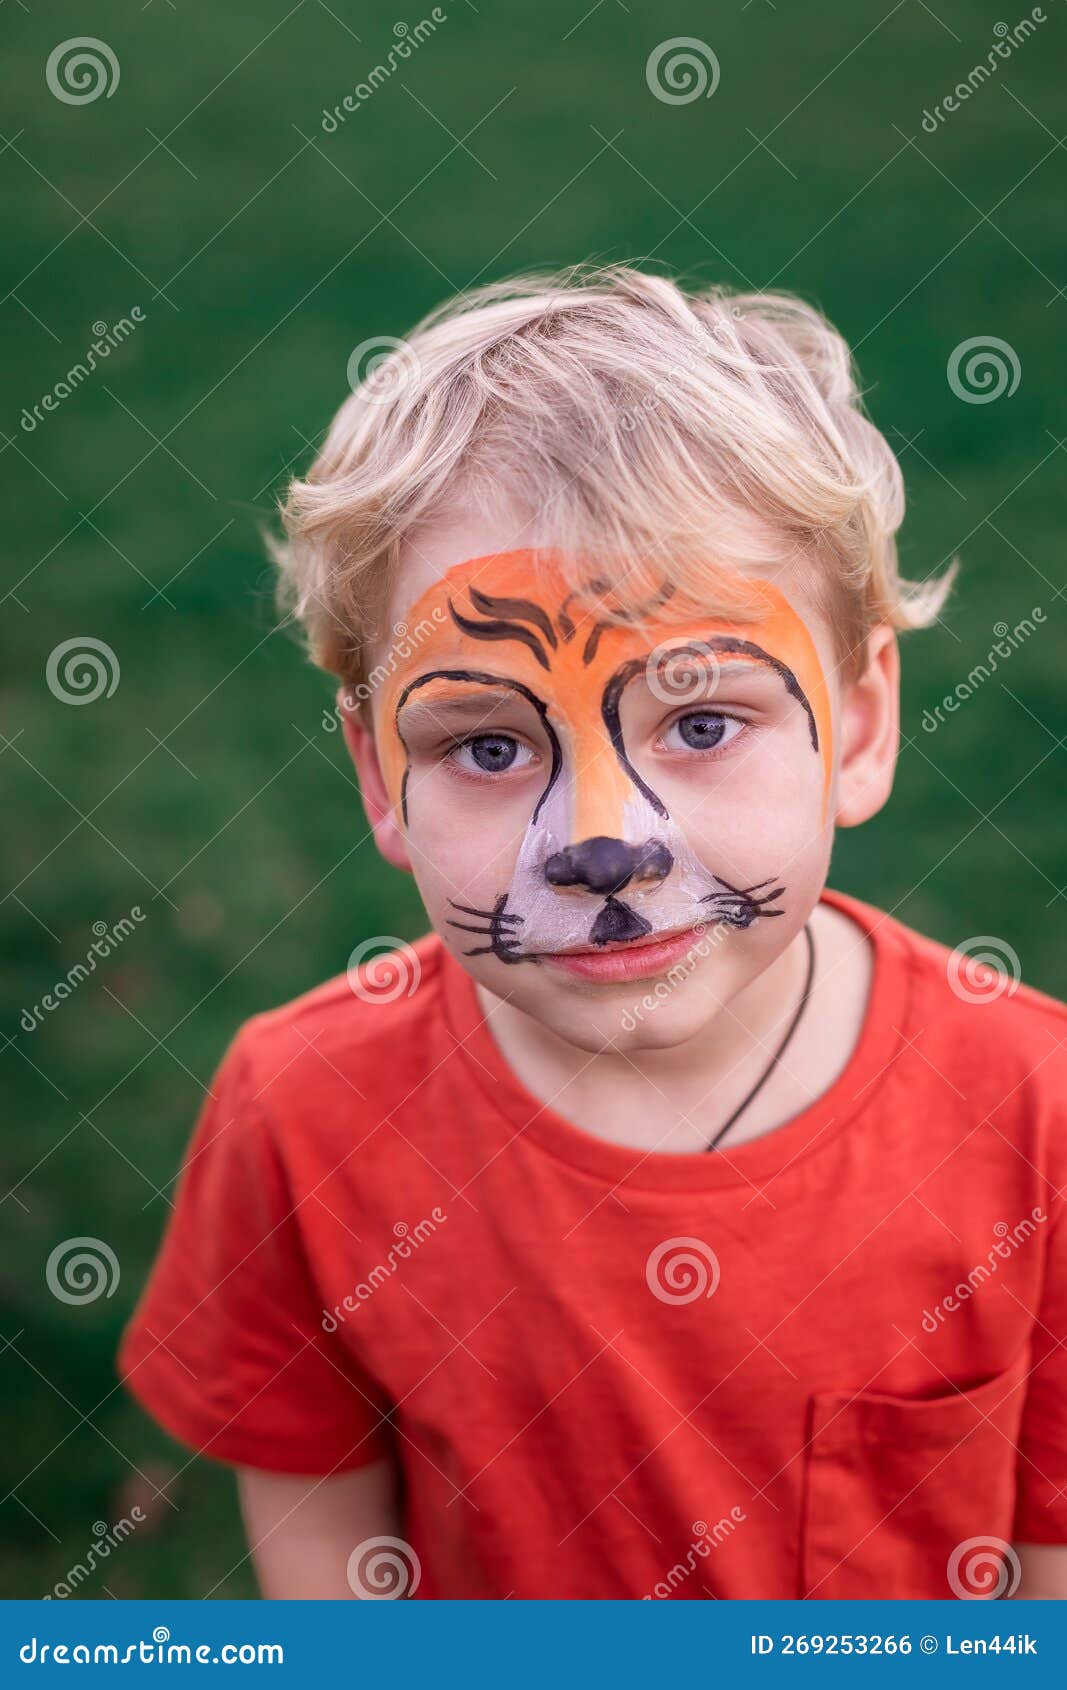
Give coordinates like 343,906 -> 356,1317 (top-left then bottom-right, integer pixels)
442,709 -> 751,782
659,709 -> 750,759
442,734 -> 539,785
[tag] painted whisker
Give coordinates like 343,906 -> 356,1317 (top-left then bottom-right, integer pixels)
446,895 -> 527,963
448,899 -> 522,924
701,873 -> 788,929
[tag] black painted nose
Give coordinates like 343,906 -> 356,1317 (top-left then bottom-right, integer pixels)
544,836 -> 673,896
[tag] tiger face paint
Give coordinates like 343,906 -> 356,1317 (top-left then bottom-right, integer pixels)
375,549 -> 833,968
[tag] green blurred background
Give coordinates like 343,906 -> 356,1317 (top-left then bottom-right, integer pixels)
2,0 -> 1064,1599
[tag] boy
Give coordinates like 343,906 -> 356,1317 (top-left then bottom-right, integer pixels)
118,265 -> 1067,1600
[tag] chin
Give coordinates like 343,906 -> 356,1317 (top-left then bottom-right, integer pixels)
522,969 -> 730,1055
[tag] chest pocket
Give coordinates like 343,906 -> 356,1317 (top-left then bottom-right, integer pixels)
800,1344 -> 1029,1599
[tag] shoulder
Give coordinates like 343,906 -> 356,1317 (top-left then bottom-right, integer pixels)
222,930 -> 451,1130
897,909 -> 1066,1054
844,889 -> 1067,1132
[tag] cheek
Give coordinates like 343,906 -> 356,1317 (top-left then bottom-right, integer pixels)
401,771 -> 536,898
662,728 -> 828,872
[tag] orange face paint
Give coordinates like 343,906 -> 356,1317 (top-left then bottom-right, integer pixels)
375,549 -> 833,962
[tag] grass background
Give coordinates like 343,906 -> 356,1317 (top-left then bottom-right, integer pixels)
2,0 -> 1065,1598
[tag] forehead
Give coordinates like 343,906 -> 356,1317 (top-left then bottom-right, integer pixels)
381,543 -> 832,680
384,505 -> 832,637
373,546 -> 837,819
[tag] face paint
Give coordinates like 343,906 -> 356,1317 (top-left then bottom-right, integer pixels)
376,550 -> 833,965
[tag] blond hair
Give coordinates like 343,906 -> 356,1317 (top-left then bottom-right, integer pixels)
272,263 -> 954,692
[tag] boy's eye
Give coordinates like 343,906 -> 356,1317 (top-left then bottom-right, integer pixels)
450,733 -> 535,776
663,711 -> 744,753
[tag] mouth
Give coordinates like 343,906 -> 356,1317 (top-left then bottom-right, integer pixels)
541,922 -> 707,984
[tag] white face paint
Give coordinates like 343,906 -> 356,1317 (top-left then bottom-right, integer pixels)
502,770 -> 784,959
375,549 -> 832,971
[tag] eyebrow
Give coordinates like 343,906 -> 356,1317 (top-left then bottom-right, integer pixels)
392,668 -> 561,827
397,689 -> 521,730
705,638 -> 818,749
603,635 -> 820,760
698,657 -> 783,684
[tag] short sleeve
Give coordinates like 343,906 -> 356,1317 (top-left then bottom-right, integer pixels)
1013,1198 -> 1067,1542
117,1028 -> 393,1475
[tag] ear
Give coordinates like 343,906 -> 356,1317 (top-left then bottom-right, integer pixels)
834,624 -> 900,828
338,689 -> 413,873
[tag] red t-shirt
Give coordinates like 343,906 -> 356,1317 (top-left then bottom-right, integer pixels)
117,888 -> 1067,1599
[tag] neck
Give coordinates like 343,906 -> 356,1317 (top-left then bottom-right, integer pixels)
473,900 -> 872,1155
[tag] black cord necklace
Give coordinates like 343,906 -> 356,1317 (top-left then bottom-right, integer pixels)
705,922 -> 817,1153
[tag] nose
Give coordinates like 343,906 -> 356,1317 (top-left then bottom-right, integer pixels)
544,836 -> 673,896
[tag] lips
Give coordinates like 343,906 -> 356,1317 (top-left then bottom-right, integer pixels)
541,923 -> 706,984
